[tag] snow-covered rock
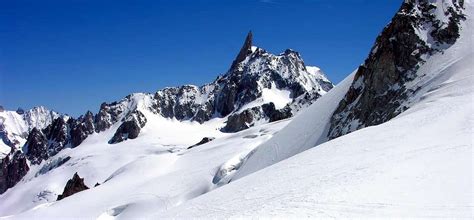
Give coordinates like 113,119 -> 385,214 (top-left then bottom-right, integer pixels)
1,0 -> 469,218
328,0 -> 467,139
0,32 -> 332,195
0,106 -> 63,152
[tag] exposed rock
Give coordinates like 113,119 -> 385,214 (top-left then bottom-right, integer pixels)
57,172 -> 89,201
149,33 -> 333,127
44,118 -> 68,156
221,102 -> 293,133
16,108 -> 25,115
230,31 -> 253,70
0,150 -> 29,194
328,0 -> 466,139
109,111 -> 147,144
221,107 -> 265,133
24,128 -> 48,165
69,111 -> 96,147
261,103 -> 292,123
0,32 -> 334,193
187,137 -> 215,149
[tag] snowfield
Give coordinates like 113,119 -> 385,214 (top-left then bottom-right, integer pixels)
160,43 -> 474,218
0,109 -> 291,218
0,0 -> 473,219
158,2 -> 474,217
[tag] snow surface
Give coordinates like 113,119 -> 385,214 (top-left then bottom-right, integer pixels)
261,83 -> 292,109
155,2 -> 474,217
0,1 -> 472,218
163,57 -> 473,217
232,69 -> 355,180
0,108 -> 291,218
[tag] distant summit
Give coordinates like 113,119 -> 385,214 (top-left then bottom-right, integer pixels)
0,32 -> 333,194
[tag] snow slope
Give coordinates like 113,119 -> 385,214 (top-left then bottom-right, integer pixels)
0,0 -> 471,219
0,107 -> 291,218
158,20 -> 474,218
231,0 -> 473,182
153,2 -> 474,217
232,69 -> 355,180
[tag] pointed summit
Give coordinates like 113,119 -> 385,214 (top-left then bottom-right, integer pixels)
230,31 -> 253,69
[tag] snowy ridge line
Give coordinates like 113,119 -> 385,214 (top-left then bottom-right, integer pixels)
0,32 -> 333,196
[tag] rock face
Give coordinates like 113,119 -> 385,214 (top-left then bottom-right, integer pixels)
109,111 -> 147,144
221,103 -> 292,133
0,150 -> 29,194
24,128 -> 48,165
57,172 -> 89,201
149,33 -> 332,132
231,31 -> 253,70
44,118 -> 69,156
328,0 -> 466,139
70,111 -> 95,147
0,106 -> 64,150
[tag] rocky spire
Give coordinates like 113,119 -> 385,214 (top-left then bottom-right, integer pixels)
230,31 -> 253,70
57,172 -> 89,200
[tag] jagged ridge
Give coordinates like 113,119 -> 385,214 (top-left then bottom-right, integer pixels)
328,0 -> 466,139
0,32 -> 333,194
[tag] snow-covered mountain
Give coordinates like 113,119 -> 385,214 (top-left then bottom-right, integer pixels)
232,0 -> 470,179
0,0 -> 472,218
0,32 -> 332,195
0,106 -> 65,153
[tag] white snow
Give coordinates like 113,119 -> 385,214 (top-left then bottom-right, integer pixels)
155,3 -> 474,217
163,61 -> 473,217
0,109 -> 291,218
232,69 -> 355,180
261,83 -> 292,109
0,1 -> 472,218
251,46 -> 258,52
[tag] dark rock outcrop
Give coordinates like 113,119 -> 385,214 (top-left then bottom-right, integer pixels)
44,118 -> 69,156
0,150 -> 29,194
262,103 -> 292,123
70,111 -> 96,147
328,0 -> 466,139
221,107 -> 264,133
16,108 -> 25,115
57,172 -> 89,200
230,31 -> 253,70
24,128 -> 48,165
221,102 -> 293,133
187,137 -> 215,149
109,111 -> 147,144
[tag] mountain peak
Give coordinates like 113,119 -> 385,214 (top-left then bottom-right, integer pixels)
230,31 -> 253,69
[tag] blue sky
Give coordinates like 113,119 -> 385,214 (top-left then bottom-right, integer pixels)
0,0 -> 402,117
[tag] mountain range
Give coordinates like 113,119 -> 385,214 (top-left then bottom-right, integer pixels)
0,0 -> 472,218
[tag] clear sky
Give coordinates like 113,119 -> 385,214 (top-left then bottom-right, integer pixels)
0,0 -> 402,117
